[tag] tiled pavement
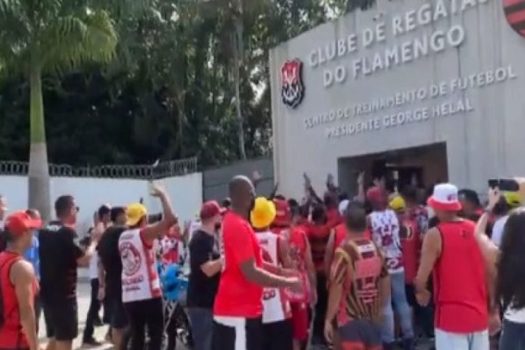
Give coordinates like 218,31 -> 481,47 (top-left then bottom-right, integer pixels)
40,281 -> 434,350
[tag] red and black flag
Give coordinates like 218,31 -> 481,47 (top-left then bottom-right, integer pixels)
504,0 -> 525,37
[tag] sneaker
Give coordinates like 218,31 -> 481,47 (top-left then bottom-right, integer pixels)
82,338 -> 103,348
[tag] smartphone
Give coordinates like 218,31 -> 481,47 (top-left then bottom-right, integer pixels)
488,179 -> 498,189
488,179 -> 519,191
500,179 -> 519,192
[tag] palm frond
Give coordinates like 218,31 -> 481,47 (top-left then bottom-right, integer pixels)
0,0 -> 32,73
40,9 -> 117,74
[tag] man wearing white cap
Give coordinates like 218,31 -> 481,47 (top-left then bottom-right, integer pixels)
415,183 -> 496,350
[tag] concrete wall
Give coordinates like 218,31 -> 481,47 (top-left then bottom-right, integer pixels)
270,0 -> 525,199
203,158 -> 274,201
0,173 -> 203,235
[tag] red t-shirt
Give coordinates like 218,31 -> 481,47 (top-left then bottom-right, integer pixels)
399,216 -> 421,283
214,212 -> 263,317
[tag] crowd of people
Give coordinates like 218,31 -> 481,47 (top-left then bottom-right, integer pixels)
0,173 -> 525,350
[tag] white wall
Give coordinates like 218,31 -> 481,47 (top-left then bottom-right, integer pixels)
270,0 -> 525,198
0,173 -> 203,236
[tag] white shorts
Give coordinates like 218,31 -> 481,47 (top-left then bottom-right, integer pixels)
435,328 -> 489,350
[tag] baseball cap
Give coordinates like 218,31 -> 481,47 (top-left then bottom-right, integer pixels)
503,191 -> 522,208
427,183 -> 462,212
389,195 -> 406,212
126,203 -> 148,227
366,186 -> 387,206
200,201 -> 224,221
5,211 -> 42,236
250,197 -> 276,229
273,198 -> 291,227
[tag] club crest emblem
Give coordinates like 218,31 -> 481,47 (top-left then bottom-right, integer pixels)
281,59 -> 305,109
503,0 -> 525,37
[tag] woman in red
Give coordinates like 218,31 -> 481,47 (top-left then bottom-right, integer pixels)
0,211 -> 41,350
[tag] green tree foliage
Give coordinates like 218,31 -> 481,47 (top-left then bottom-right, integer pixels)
0,0 -> 133,218
0,0 -> 356,171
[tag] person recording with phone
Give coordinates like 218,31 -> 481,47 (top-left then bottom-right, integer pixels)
487,179 -> 523,246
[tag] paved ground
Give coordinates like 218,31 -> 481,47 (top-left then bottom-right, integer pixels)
40,281 -> 434,350
40,282 -> 112,350
39,281 -> 189,350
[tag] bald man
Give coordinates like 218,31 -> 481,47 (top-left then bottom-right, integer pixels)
212,176 -> 300,350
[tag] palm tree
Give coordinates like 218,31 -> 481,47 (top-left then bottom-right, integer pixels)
0,1 -> 119,220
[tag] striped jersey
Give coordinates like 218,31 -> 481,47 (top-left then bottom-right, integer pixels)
331,239 -> 388,326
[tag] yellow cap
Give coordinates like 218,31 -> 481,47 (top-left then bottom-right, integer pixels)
389,195 -> 406,212
126,203 -> 148,227
503,191 -> 522,208
250,197 -> 276,229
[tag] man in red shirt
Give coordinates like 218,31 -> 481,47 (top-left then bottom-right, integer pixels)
415,183 -> 496,350
0,211 -> 41,350
213,176 -> 300,350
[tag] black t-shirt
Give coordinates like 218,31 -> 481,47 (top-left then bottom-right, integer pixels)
187,230 -> 220,308
97,226 -> 126,300
39,221 -> 83,302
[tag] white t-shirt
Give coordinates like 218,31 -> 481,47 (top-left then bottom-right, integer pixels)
89,253 -> 99,280
188,220 -> 201,243
491,215 -> 509,247
369,209 -> 403,274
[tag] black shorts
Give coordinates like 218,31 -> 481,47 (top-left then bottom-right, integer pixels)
108,295 -> 128,329
42,298 -> 78,341
262,319 -> 293,350
212,316 -> 262,350
338,319 -> 382,349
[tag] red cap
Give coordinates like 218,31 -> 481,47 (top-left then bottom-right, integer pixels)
200,201 -> 224,221
273,199 -> 291,227
366,186 -> 387,206
5,211 -> 42,236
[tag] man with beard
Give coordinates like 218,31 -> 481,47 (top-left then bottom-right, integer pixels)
40,195 -> 102,350
212,176 -> 300,350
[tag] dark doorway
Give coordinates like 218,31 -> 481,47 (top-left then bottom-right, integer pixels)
338,143 -> 448,197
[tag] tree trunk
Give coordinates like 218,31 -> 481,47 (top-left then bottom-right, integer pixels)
28,65 -> 51,221
233,15 -> 247,160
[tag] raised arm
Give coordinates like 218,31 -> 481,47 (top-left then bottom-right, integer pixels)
140,184 -> 178,244
476,188 -> 500,238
